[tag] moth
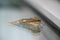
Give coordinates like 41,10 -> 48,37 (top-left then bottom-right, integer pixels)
9,16 -> 41,33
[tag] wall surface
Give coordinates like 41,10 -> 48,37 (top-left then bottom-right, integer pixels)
0,7 -> 47,40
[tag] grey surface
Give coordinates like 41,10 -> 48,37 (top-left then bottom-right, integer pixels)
0,7 -> 47,40
41,21 -> 60,40
25,0 -> 60,28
